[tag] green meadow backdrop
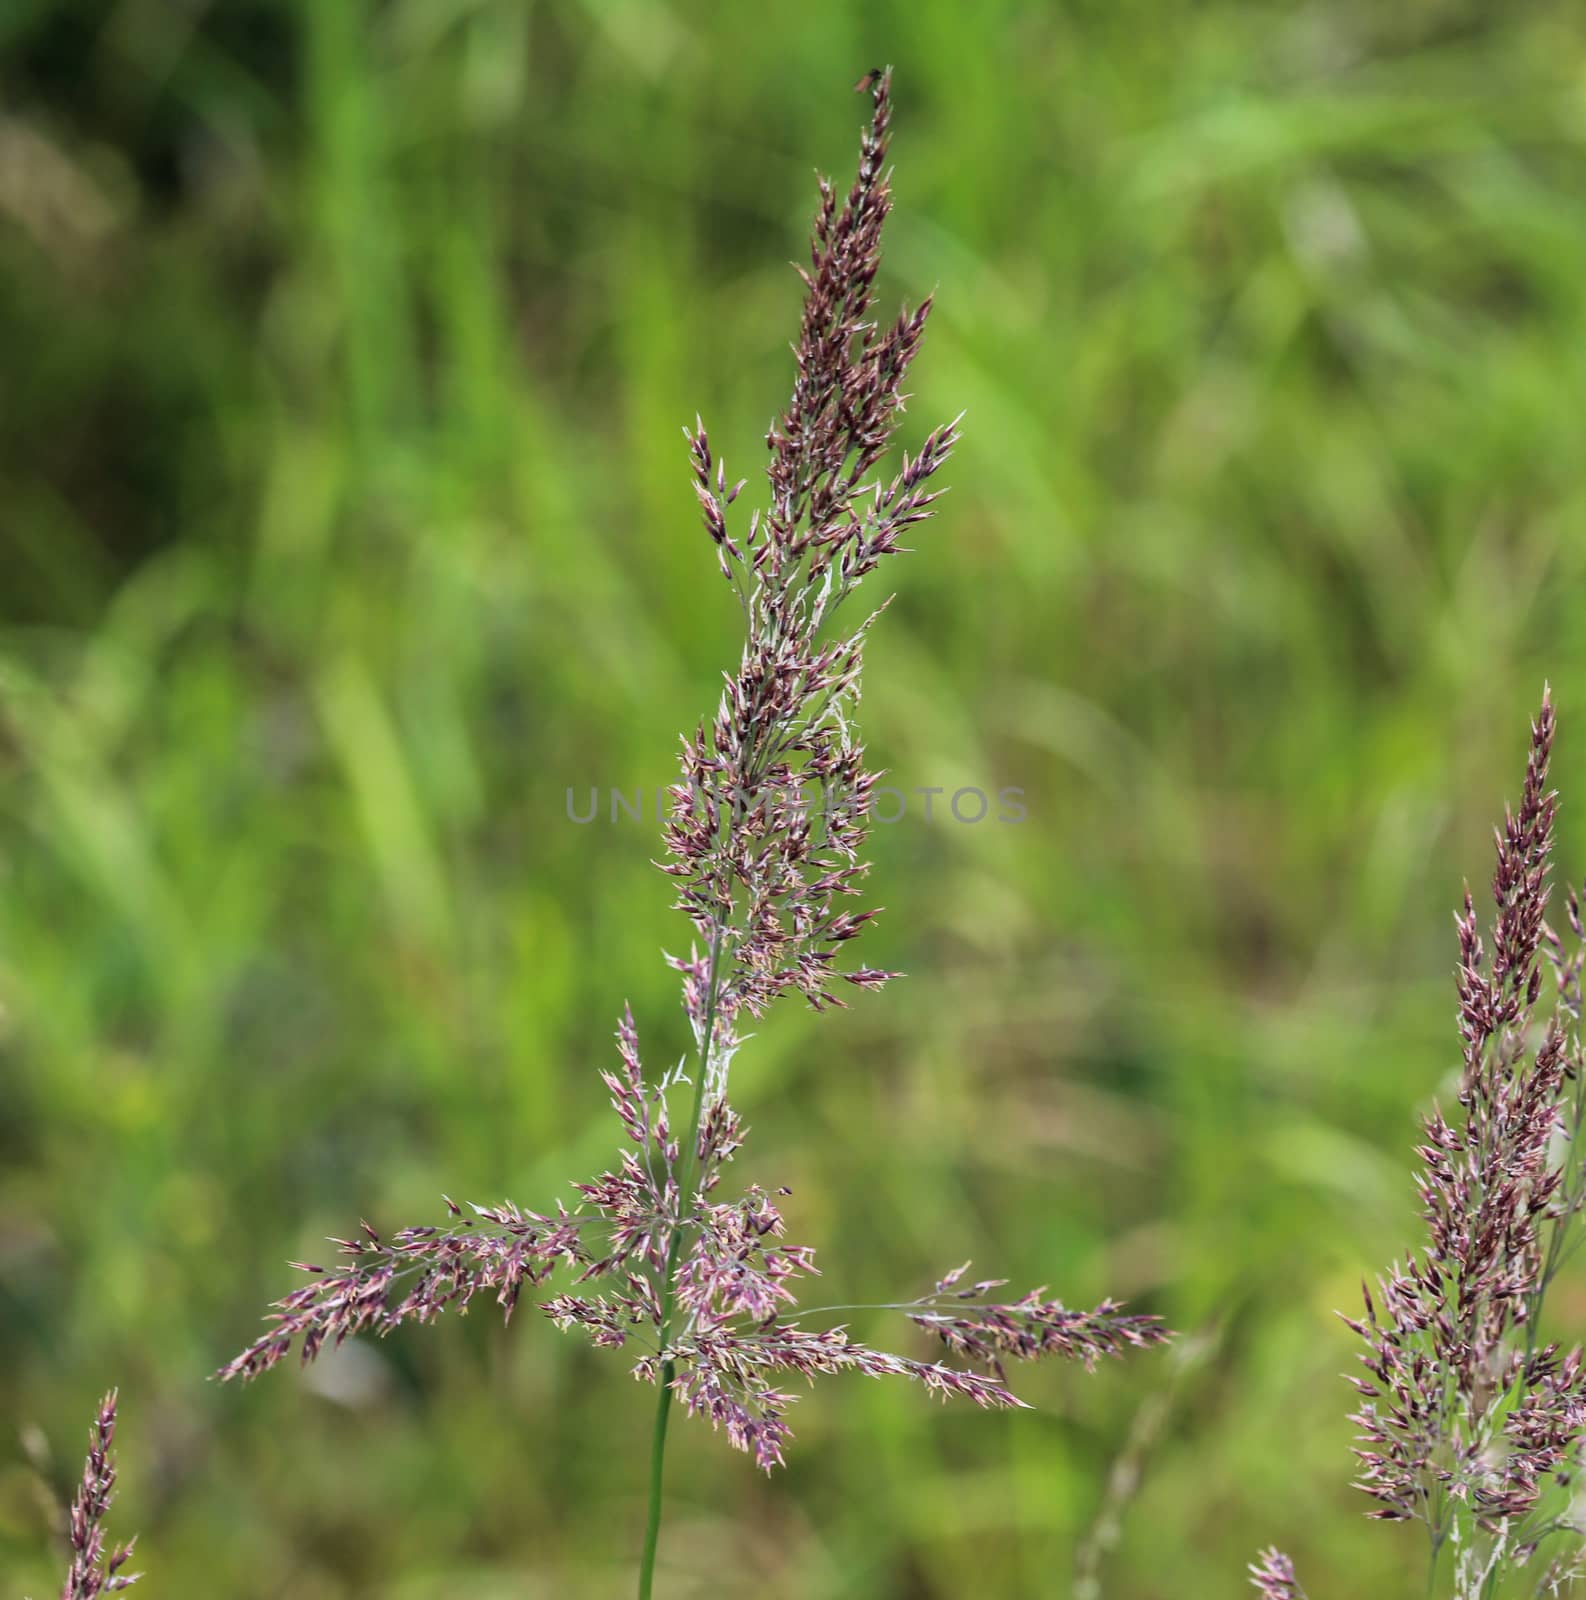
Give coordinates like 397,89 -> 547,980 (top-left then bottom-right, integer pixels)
5,3 -> 1586,1594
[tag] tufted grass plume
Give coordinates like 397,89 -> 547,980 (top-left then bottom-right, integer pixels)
54,1391 -> 140,1600
1257,690 -> 1586,1599
216,68 -> 1169,1598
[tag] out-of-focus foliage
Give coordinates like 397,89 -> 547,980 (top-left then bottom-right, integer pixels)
3,3 -> 1585,1595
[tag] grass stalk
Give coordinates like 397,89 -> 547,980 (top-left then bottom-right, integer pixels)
637,922 -> 726,1599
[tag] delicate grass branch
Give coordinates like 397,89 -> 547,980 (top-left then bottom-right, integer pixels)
1256,689 -> 1586,1598
220,68 -> 1168,1596
58,1391 -> 140,1600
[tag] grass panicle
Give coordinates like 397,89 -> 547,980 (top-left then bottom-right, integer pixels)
1258,690 -> 1586,1598
217,69 -> 1168,1596
57,1391 -> 140,1600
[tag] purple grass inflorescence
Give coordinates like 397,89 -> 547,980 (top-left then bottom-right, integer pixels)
58,1391 -> 139,1600
218,69 -> 1168,1591
1256,689 -> 1586,1596
1248,1546 -> 1309,1600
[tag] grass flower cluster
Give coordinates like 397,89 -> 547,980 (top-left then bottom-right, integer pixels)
55,1392 -> 139,1600
1257,691 -> 1586,1598
200,69 -> 1167,1597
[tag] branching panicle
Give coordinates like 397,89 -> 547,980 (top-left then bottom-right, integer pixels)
59,1391 -> 140,1600
1248,1548 -> 1308,1600
217,1204 -> 588,1381
220,72 -> 1165,1594
1262,688 -> 1586,1596
664,71 -> 960,1031
908,1265 -> 1168,1381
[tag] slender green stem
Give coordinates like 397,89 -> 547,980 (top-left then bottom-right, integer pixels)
637,1357 -> 676,1600
637,924 -> 726,1600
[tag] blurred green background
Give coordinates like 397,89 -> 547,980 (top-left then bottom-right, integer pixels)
4,2 -> 1586,1595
